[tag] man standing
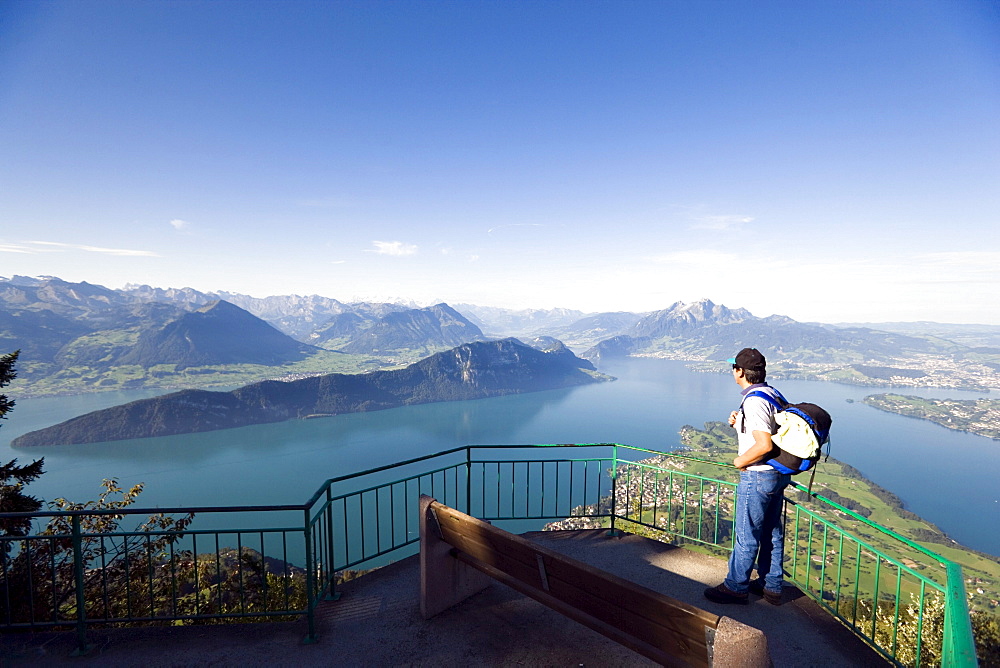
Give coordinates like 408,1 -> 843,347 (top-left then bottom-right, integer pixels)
704,347 -> 788,606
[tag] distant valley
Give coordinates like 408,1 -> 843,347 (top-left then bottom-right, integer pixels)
2,275 -> 999,398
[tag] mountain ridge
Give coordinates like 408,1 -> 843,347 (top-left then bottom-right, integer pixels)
1,278 -> 494,393
11,338 -> 605,446
4,276 -> 1000,395
116,300 -> 320,369
583,298 -> 962,365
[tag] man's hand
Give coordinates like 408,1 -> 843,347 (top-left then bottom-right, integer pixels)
734,430 -> 774,469
728,410 -> 739,427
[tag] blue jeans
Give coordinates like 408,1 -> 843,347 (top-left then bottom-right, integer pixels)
724,469 -> 791,594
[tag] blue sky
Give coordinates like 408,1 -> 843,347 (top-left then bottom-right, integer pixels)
2,1 -> 998,324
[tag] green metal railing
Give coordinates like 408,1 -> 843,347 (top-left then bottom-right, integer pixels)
608,446 -> 978,667
0,443 -> 978,666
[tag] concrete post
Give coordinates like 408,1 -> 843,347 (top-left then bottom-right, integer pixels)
712,615 -> 773,667
419,495 -> 491,619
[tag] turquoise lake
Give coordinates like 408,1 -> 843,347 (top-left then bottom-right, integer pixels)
2,358 -> 997,556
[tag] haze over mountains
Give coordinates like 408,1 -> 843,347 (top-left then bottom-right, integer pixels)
584,301 -> 961,362
3,275 -> 999,396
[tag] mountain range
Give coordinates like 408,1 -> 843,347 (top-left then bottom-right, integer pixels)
11,338 -> 603,446
0,277 -> 487,393
315,303 -> 484,353
3,275 -> 999,396
582,300 -> 962,364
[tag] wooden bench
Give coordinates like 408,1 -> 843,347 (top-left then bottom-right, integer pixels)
418,495 -> 770,668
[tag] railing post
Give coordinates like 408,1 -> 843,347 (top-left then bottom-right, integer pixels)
70,514 -> 93,656
607,445 -> 621,537
303,507 -> 318,644
942,561 -> 977,667
465,447 -> 472,515
325,486 -> 340,602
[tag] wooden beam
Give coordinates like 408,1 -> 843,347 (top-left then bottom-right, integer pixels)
429,499 -> 719,665
420,497 -> 771,668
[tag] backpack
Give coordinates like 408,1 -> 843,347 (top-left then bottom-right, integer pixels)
740,388 -> 832,475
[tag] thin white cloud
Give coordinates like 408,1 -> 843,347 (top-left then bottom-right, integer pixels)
169,219 -> 190,231
487,223 -> 545,235
690,214 -> 755,231
25,240 -> 159,257
0,243 -> 33,254
368,240 -> 418,256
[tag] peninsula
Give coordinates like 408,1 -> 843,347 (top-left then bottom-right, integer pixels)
863,394 -> 1000,441
12,339 -> 608,447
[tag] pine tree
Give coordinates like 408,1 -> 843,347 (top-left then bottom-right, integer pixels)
0,350 -> 46,556
0,350 -> 17,426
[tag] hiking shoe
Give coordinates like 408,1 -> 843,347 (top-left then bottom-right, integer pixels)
748,579 -> 783,605
703,583 -> 749,605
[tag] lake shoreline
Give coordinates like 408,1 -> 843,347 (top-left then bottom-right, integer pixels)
4,358 -> 999,559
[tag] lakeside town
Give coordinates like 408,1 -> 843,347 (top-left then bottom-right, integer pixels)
863,394 -> 1000,441
689,354 -> 1000,393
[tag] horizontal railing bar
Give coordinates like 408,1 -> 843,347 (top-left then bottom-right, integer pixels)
74,610 -> 304,624
787,483 -> 950,566
479,514 -> 612,522
786,503 -> 941,588
0,527 -> 304,541
0,444 -> 619,521
324,464 -> 463,505
616,461 -> 734,482
613,446 -> 734,467
304,445 -> 474,505
468,443 -> 620,448
473,457 -> 610,465
788,515 -> 946,593
303,443 -> 617,508
0,504 -> 305,520
0,607 -> 305,629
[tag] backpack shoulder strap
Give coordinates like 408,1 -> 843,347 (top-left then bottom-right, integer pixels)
769,387 -> 789,405
742,388 -> 786,412
737,386 -> 786,434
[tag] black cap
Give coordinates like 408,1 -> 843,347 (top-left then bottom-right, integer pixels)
728,348 -> 766,370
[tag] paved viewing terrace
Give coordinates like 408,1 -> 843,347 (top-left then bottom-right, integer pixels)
3,529 -> 886,666
1,444 -> 977,666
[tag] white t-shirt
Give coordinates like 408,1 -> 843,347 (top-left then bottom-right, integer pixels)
735,386 -> 780,471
